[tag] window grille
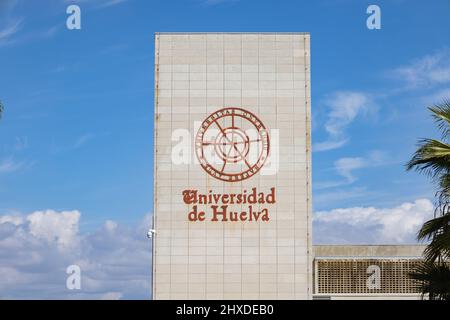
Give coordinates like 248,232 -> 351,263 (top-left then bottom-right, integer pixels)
314,259 -> 422,294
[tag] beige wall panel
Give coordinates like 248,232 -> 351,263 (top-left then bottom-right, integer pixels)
154,33 -> 312,300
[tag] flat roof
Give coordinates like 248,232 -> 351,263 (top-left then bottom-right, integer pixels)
313,245 -> 426,258
155,32 -> 310,35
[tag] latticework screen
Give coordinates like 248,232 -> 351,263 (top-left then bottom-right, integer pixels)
315,259 -> 422,294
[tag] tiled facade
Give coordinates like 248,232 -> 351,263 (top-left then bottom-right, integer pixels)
153,33 -> 312,299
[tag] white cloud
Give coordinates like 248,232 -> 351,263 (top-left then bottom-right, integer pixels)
104,220 -> 118,232
99,0 -> 128,8
0,18 -> 22,46
100,291 -> 123,300
0,1 -> 22,46
0,19 -> 21,40
64,0 -> 130,8
42,25 -> 60,38
27,210 -> 80,250
203,0 -> 239,5
312,139 -> 348,153
391,50 -> 450,88
315,150 -> 389,190
313,187 -> 372,207
337,151 -> 387,182
0,158 -> 24,174
0,215 -> 23,225
73,133 -> 95,149
314,199 -> 434,244
314,91 -> 375,152
424,88 -> 450,104
334,157 -> 367,184
0,210 -> 152,299
315,50 -> 450,154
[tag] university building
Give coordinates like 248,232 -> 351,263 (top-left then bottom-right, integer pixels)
152,32 -> 425,300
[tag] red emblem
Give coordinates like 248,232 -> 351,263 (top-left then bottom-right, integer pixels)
195,107 -> 270,182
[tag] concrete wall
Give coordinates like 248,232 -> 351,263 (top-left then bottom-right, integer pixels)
153,33 -> 312,299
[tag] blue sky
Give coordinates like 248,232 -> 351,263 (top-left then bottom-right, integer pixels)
1,0 -> 450,299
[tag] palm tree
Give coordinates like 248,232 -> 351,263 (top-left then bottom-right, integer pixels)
407,99 -> 450,300
410,262 -> 450,300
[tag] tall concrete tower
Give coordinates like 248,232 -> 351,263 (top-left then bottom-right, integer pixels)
153,33 -> 312,299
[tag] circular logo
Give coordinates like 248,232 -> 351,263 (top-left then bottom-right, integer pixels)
195,107 -> 270,182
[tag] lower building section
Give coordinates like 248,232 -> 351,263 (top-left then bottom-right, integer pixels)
152,244 -> 435,300
312,245 -> 426,300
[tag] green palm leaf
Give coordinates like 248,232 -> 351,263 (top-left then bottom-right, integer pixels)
407,99 -> 450,299
429,99 -> 450,138
410,262 -> 450,300
406,139 -> 450,178
418,214 -> 450,241
423,228 -> 450,262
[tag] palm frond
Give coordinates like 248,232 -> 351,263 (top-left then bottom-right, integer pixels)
429,99 -> 450,139
406,138 -> 450,178
418,214 -> 450,241
438,173 -> 450,192
408,101 -> 450,300
423,229 -> 450,262
410,262 -> 450,300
